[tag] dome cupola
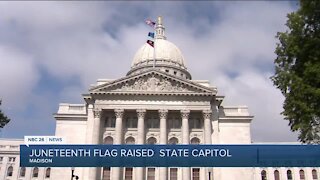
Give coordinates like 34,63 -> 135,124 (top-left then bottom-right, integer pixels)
127,17 -> 191,80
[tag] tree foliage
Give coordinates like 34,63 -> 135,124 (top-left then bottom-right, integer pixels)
271,0 -> 320,143
0,100 -> 10,128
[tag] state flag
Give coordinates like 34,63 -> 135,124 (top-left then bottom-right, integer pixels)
148,32 -> 155,38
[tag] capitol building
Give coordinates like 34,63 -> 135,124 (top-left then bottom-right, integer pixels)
0,17 -> 319,180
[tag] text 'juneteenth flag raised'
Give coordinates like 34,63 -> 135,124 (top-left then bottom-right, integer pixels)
20,145 -> 320,167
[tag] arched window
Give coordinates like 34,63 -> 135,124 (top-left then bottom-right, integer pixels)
45,168 -> 51,178
299,169 -> 305,180
147,168 -> 155,180
287,170 -> 293,180
32,167 -> 39,178
261,170 -> 267,180
274,170 -> 280,180
147,137 -> 157,144
125,167 -> 133,180
312,169 -> 318,180
192,168 -> 200,180
170,168 -> 178,180
7,166 -> 13,177
125,137 -> 135,144
20,167 -> 26,177
104,136 -> 113,144
102,167 -> 111,180
190,137 -> 200,145
168,137 -> 178,145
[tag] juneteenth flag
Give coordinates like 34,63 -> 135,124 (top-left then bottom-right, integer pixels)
148,32 -> 155,38
147,40 -> 154,47
145,19 -> 156,28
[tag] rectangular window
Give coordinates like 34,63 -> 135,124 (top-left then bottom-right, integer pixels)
9,157 -> 15,162
153,118 -> 159,128
168,117 -> 181,129
147,168 -> 155,180
147,116 -> 159,128
132,117 -> 137,127
126,117 -> 137,128
126,118 -> 131,128
170,168 -> 178,180
104,116 -> 116,128
189,116 -> 202,129
125,168 -> 133,180
192,168 -> 200,180
102,167 -> 111,180
195,118 -> 201,129
174,118 -> 180,128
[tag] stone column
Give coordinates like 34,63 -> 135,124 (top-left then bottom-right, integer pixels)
89,109 -> 102,180
137,109 -> 146,144
203,110 -> 212,144
159,109 -> 168,180
112,109 -> 124,180
136,109 -> 146,180
93,109 -> 102,144
181,110 -> 190,180
203,109 -> 213,180
83,104 -> 93,179
85,104 -> 94,144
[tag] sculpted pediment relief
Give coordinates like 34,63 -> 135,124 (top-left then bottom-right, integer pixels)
111,75 -> 193,92
90,71 -> 215,95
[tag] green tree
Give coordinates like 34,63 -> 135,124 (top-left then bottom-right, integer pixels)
0,100 -> 10,128
271,0 -> 320,143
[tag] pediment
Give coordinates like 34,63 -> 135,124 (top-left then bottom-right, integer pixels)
89,70 -> 216,95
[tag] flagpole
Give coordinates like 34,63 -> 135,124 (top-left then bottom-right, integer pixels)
153,36 -> 156,68
153,21 -> 156,69
145,18 -> 157,69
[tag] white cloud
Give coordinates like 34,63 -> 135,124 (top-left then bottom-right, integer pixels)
215,71 -> 298,142
158,1 -> 298,141
0,45 -> 39,109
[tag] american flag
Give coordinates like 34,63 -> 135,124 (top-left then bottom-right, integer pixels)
145,19 -> 156,28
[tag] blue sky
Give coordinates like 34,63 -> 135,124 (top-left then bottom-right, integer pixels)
0,1 -> 299,142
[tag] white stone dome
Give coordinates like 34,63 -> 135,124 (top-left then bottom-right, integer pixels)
131,39 -> 186,68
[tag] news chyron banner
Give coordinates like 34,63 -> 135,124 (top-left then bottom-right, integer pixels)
21,136 -> 320,167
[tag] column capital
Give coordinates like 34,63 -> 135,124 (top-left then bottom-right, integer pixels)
136,109 -> 146,119
202,110 -> 212,119
114,109 -> 124,119
159,109 -> 168,119
88,104 -> 94,109
180,109 -> 190,119
93,109 -> 102,118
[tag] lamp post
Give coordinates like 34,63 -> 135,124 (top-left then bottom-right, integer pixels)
71,167 -> 79,180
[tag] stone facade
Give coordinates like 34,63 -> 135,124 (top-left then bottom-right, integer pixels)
0,139 -> 51,180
